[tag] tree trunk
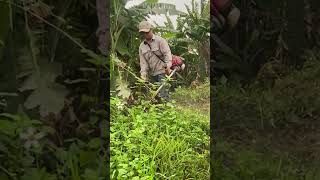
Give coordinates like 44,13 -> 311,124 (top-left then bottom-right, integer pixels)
96,0 -> 109,55
96,0 -> 110,174
198,40 -> 210,81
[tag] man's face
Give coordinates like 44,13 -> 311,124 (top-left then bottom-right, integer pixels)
140,31 -> 152,40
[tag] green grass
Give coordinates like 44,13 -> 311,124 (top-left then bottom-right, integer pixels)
212,49 -> 320,179
212,138 -> 320,180
110,96 -> 210,179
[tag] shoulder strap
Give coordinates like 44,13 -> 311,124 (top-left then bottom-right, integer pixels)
144,41 -> 166,64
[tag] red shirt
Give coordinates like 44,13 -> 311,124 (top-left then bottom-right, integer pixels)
215,0 -> 232,14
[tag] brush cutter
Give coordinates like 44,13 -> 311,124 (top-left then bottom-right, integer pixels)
152,67 -> 178,99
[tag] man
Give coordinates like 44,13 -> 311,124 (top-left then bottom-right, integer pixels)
138,20 -> 172,101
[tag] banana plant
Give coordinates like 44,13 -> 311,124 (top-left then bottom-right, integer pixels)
177,0 -> 210,81
131,1 -> 186,16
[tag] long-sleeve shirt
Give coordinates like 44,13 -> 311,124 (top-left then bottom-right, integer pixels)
139,35 -> 172,77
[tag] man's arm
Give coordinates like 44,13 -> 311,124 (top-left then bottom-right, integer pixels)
139,48 -> 149,80
159,39 -> 172,69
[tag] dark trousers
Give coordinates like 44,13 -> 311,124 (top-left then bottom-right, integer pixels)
150,73 -> 170,101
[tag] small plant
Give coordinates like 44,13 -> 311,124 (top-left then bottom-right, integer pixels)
110,97 -> 210,179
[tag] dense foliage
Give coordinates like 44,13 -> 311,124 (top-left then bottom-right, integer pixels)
110,97 -> 210,179
213,44 -> 320,178
0,0 -> 108,179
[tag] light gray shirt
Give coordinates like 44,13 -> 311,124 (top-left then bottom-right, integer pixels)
139,35 -> 172,76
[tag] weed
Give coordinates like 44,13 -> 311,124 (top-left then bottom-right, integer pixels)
110,97 -> 210,179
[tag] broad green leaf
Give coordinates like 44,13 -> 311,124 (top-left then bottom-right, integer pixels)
23,81 -> 68,117
116,35 -> 129,56
82,49 -> 107,67
116,78 -> 131,99
162,32 -> 177,39
21,61 -> 68,116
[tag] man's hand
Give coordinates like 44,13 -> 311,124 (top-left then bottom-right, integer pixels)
174,66 -> 181,71
175,64 -> 185,71
140,74 -> 147,82
164,67 -> 172,75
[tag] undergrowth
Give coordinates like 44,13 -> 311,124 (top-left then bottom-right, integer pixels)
0,112 -> 107,180
172,79 -> 210,105
212,48 -> 320,179
212,139 -> 320,180
110,94 -> 210,179
215,50 -> 320,129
